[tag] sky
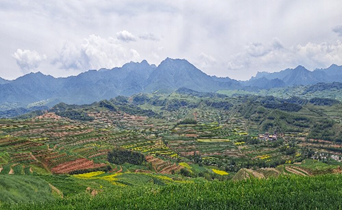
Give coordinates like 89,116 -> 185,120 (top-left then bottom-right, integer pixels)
1,0 -> 342,81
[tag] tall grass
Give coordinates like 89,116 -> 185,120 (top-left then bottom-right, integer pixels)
3,174 -> 342,210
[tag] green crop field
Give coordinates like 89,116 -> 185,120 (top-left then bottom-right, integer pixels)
3,174 -> 342,209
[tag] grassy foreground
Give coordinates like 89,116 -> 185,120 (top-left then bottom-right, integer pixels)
3,174 -> 342,210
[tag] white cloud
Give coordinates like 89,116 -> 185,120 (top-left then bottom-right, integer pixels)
1,1 -> 342,80
53,34 -> 140,70
12,49 -> 47,73
139,33 -> 160,41
116,30 -> 136,42
246,42 -> 270,57
197,52 -> 217,69
227,39 -> 342,79
295,40 -> 342,67
333,25 -> 342,37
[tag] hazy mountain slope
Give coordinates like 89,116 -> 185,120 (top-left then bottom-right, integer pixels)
253,68 -> 293,81
251,65 -> 342,86
282,66 -> 329,85
0,58 -> 238,108
59,60 -> 156,104
316,64 -> 342,82
0,72 -> 64,105
242,77 -> 286,89
146,58 -> 240,92
1,58 -> 342,110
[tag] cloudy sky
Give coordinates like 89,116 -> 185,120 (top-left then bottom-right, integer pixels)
1,0 -> 342,80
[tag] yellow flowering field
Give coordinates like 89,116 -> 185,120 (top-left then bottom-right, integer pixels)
197,139 -> 230,143
256,154 -> 271,160
212,169 -> 229,176
73,171 -> 105,179
179,162 -> 192,169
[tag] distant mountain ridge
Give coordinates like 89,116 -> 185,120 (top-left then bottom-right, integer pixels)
247,64 -> 342,88
0,58 -> 240,109
1,58 -> 342,111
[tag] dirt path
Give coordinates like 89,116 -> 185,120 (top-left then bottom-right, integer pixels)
116,166 -> 122,173
110,165 -> 118,173
245,169 -> 265,179
285,166 -> 307,176
9,167 -> 14,174
281,167 -> 289,175
49,183 -> 64,198
291,166 -> 310,176
30,152 -> 50,173
29,152 -> 39,162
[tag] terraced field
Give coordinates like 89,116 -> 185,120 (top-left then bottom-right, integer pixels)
2,92 -> 342,208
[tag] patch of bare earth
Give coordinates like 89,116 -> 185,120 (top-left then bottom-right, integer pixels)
333,166 -> 342,174
291,166 -> 310,176
245,169 -> 265,179
285,166 -> 307,176
262,168 -> 280,175
159,164 -> 182,174
91,189 -> 98,197
85,187 -> 99,197
116,166 -> 123,173
232,169 -> 250,181
9,167 -> 14,174
51,158 -> 107,174
36,112 -> 63,120
179,151 -> 200,156
145,156 -> 182,174
0,167 -> 3,173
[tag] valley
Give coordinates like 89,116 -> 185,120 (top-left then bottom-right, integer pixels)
2,90 -> 342,208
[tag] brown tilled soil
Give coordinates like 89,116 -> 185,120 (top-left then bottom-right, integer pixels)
45,153 -> 67,161
145,156 -> 154,161
159,164 -> 182,174
145,156 -> 181,174
36,112 -> 63,120
51,158 -> 107,174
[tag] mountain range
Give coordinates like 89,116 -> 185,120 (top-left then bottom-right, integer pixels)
246,64 -> 342,88
0,58 -> 342,111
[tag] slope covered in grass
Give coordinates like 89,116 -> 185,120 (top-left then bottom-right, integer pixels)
4,174 -> 342,210
0,175 -> 54,204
